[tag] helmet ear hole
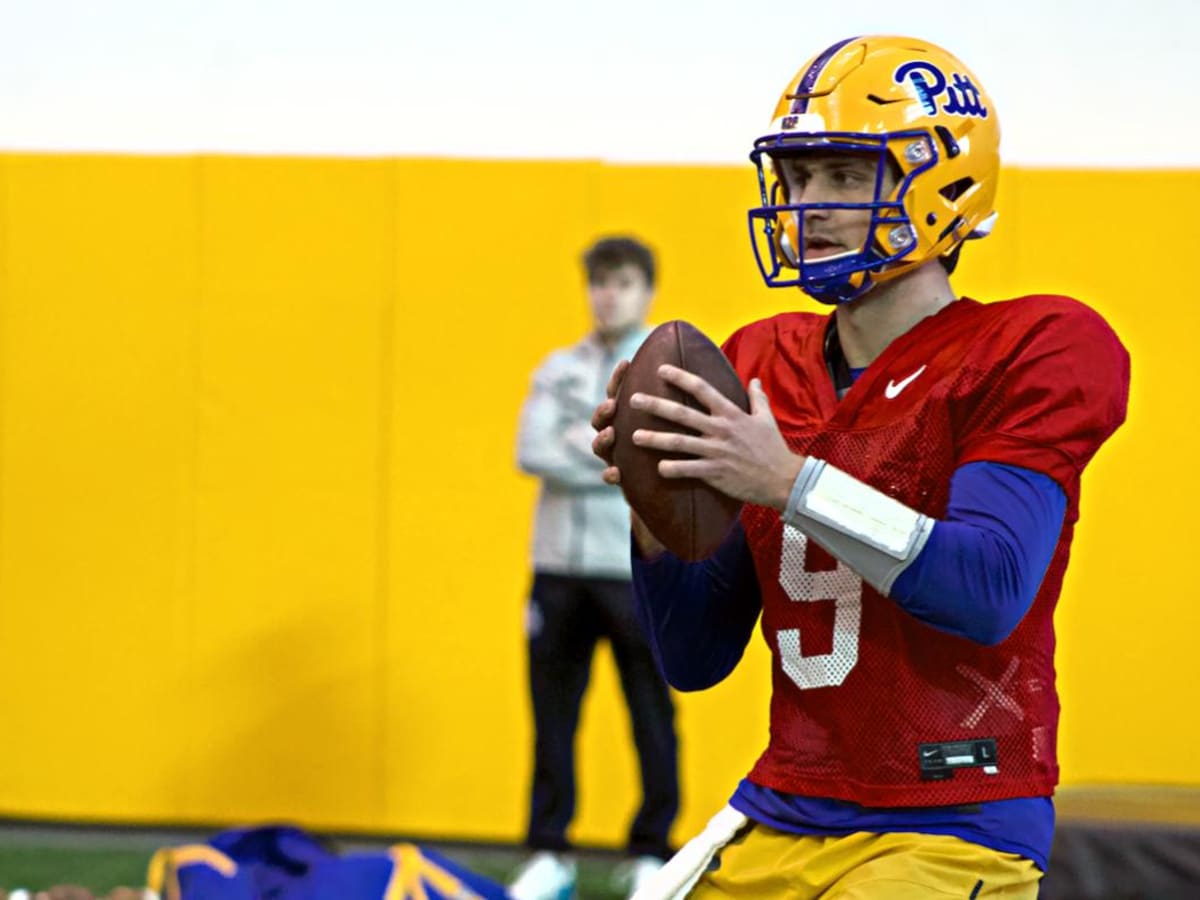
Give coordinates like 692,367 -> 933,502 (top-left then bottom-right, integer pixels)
939,177 -> 975,202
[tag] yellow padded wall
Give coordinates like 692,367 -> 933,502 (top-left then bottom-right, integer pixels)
0,154 -> 199,819
384,159 -> 599,837
177,157 -> 396,829
0,154 -> 1195,849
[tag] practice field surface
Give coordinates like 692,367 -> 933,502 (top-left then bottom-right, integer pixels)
7,790 -> 1200,898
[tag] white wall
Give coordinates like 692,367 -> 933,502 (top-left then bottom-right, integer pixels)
0,0 -> 1194,165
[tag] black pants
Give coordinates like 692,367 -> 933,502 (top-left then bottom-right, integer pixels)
524,571 -> 679,860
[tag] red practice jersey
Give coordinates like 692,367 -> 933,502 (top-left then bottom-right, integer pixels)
723,295 -> 1129,807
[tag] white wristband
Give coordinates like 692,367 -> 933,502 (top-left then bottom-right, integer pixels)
783,457 -> 934,593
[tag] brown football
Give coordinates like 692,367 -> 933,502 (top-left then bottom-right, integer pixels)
612,320 -> 750,561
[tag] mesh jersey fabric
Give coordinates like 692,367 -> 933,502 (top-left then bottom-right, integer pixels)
722,295 -> 1129,807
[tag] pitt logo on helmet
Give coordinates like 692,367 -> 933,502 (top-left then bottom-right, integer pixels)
894,61 -> 988,118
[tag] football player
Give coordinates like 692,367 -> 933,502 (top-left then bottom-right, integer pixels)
591,35 -> 1130,899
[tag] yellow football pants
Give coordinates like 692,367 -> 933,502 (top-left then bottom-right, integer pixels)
687,824 -> 1041,899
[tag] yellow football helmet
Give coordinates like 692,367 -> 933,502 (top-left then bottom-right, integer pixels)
748,35 -> 1001,304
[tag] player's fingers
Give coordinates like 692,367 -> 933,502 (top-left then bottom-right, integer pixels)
601,465 -> 621,485
657,364 -> 742,415
628,391 -> 710,431
748,378 -> 778,421
605,359 -> 630,399
748,378 -> 767,411
657,456 -> 720,481
591,397 -> 617,432
592,425 -> 616,462
632,428 -> 707,456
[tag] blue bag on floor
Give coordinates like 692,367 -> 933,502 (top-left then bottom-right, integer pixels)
147,824 -> 510,900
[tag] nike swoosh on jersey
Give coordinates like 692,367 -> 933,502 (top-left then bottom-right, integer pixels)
884,365 -> 928,399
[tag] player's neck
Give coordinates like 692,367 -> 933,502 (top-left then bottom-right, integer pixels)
834,267 -> 956,368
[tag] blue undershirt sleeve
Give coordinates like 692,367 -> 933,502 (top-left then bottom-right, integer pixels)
890,461 -> 1067,645
631,523 -> 762,691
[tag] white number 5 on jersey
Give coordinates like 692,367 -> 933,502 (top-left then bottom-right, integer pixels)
777,525 -> 863,689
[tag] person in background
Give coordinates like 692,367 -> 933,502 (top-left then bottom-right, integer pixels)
591,35 -> 1129,899
511,236 -> 680,900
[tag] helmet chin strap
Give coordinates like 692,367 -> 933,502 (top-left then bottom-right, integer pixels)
804,270 -> 876,306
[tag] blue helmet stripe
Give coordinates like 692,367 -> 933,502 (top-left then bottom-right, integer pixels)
790,36 -> 860,113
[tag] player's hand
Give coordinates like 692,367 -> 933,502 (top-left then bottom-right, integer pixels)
591,359 -> 630,485
630,366 -> 804,510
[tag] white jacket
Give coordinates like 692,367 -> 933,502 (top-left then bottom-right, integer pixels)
517,327 -> 650,579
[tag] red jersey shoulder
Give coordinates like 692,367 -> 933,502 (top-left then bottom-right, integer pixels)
953,294 -> 1130,489
966,294 -> 1127,365
875,294 -> 1128,414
